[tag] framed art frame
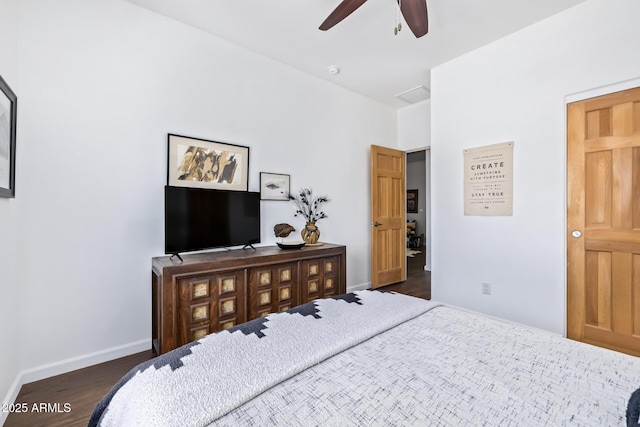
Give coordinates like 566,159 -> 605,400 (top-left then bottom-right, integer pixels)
407,189 -> 418,213
260,172 -> 290,201
167,134 -> 249,191
0,75 -> 17,198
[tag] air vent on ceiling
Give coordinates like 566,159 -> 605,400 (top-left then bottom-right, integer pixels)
395,85 -> 430,104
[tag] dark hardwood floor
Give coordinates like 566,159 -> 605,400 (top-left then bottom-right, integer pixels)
4,351 -> 155,427
4,249 -> 430,427
381,246 -> 431,299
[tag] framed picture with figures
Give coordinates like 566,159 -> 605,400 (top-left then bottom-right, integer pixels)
167,134 -> 249,191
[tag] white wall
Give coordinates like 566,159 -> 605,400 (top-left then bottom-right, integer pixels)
398,100 -> 430,151
0,0 -> 22,419
431,0 -> 640,334
4,0 -> 395,400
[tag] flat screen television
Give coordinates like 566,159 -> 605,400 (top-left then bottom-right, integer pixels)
165,186 -> 261,255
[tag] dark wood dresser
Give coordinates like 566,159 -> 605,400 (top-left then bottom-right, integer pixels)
152,243 -> 346,354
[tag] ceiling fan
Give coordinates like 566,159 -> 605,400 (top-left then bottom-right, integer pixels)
319,0 -> 429,38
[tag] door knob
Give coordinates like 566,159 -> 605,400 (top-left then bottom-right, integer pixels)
571,230 -> 582,238
371,221 -> 382,227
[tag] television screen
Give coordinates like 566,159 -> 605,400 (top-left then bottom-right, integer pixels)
165,186 -> 261,254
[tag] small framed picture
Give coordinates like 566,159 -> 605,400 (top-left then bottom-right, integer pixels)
407,189 -> 418,213
167,134 -> 249,191
260,172 -> 290,201
0,75 -> 17,198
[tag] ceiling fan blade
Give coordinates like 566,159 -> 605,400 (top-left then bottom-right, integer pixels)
319,0 -> 369,31
398,0 -> 429,38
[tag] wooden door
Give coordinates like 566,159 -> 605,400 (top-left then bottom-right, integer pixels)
567,86 -> 640,356
371,145 -> 406,288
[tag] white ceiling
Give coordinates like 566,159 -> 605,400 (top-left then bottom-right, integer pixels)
126,0 -> 587,109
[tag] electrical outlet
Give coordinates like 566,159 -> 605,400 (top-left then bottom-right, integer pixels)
482,282 -> 491,295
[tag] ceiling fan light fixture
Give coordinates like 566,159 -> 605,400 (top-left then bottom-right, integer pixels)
320,0 -> 428,38
395,85 -> 430,104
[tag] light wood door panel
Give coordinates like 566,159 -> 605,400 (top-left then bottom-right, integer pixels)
567,86 -> 640,356
371,145 -> 406,288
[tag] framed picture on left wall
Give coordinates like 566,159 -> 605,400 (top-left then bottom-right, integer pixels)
167,134 -> 249,191
0,75 -> 17,198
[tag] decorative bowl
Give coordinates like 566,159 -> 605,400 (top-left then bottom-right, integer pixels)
277,241 -> 306,250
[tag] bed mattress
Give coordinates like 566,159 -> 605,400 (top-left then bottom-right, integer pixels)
216,306 -> 640,426
90,290 -> 640,426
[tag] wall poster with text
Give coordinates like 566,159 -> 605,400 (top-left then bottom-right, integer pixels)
463,141 -> 514,216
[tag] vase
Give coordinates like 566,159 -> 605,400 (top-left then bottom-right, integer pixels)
301,222 -> 320,244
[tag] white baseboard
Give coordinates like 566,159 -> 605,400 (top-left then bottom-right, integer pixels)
0,339 -> 151,425
347,282 -> 371,292
21,339 -> 151,385
1,374 -> 23,426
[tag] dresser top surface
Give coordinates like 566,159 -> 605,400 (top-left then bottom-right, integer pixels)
153,243 -> 345,271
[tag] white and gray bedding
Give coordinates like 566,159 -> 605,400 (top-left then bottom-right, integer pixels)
90,290 -> 640,426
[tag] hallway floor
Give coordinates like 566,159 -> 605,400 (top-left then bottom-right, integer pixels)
380,246 -> 431,299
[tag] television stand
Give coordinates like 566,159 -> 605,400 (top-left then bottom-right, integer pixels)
151,243 -> 346,354
242,242 -> 257,251
169,253 -> 184,263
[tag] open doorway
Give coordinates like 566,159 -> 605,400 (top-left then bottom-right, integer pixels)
407,149 -> 431,298
381,149 -> 431,299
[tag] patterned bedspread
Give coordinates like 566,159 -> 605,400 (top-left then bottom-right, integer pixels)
215,306 -> 640,427
91,291 -> 640,426
90,290 -> 436,427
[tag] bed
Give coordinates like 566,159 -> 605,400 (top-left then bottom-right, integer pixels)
89,290 -> 640,426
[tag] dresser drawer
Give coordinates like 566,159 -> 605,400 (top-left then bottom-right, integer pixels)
300,256 -> 340,303
176,270 -> 246,347
248,263 -> 298,319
